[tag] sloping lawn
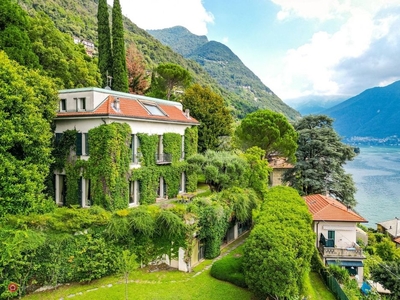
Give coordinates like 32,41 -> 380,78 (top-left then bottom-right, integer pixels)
23,235 -> 334,300
306,272 -> 336,300
23,238 -> 252,300
23,268 -> 252,300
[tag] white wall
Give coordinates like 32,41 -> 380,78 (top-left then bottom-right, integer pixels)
315,221 -> 357,248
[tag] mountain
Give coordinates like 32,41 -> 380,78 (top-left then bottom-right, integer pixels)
322,80 -> 400,139
18,1 -> 299,121
285,95 -> 347,115
148,26 -> 300,119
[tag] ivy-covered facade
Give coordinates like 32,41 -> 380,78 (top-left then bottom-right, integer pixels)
53,87 -> 199,210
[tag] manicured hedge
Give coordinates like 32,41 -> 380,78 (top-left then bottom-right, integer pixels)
210,256 -> 247,288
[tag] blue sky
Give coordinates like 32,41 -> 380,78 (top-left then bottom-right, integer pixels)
111,0 -> 400,104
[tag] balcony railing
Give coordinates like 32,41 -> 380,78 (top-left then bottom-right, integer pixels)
156,153 -> 172,164
318,244 -> 364,258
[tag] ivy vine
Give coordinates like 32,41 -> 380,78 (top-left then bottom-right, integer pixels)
137,133 -> 158,166
88,123 -> 131,211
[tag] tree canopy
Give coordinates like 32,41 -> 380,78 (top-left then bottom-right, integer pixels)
187,150 -> 248,193
147,62 -> 192,100
371,261 -> 400,299
0,51 -> 57,217
181,84 -> 233,152
126,43 -> 149,95
283,115 -> 357,207
235,109 -> 298,162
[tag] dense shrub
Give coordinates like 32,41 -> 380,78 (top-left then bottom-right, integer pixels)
210,256 -> 247,288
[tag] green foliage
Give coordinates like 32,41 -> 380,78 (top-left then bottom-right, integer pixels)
190,198 -> 230,258
235,109 -> 298,162
111,0 -> 128,92
375,238 -> 399,261
241,147 -> 271,197
371,261 -> 400,298
243,186 -> 315,299
0,0 -> 39,68
0,51 -> 57,217
97,0 -> 112,87
184,126 -> 198,158
284,115 -> 357,207
210,256 -> 247,288
116,250 -> 138,300
163,133 -> 182,163
215,187 -> 259,223
147,62 -> 192,100
28,12 -> 100,88
328,264 -> 350,284
131,167 -> 159,205
137,133 -> 158,166
88,123 -> 131,210
188,150 -> 248,192
182,84 -> 233,152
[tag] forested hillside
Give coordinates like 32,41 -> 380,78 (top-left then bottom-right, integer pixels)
18,0 -> 299,120
323,80 -> 400,139
148,26 -> 299,119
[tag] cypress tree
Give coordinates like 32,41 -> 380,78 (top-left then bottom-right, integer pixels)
111,0 -> 129,92
97,0 -> 112,87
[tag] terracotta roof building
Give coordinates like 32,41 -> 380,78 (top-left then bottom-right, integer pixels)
303,194 -> 368,284
54,87 -> 199,208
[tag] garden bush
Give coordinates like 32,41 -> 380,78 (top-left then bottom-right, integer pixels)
210,256 -> 247,288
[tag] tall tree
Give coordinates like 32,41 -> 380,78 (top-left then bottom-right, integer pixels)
97,0 -> 113,87
235,109 -> 298,162
181,84 -> 233,152
147,63 -> 192,100
283,115 -> 357,206
0,51 -> 57,217
111,0 -> 128,92
126,43 -> 149,94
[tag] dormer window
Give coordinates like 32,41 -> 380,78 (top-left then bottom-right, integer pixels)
75,97 -> 86,111
60,99 -> 66,111
142,101 -> 165,116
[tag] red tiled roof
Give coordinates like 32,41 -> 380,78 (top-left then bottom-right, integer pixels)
303,194 -> 367,223
57,96 -> 199,125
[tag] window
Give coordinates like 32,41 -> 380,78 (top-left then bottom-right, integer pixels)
327,230 -> 335,247
75,97 -> 86,111
142,102 -> 165,116
83,133 -> 89,155
60,99 -> 66,111
79,98 -> 86,110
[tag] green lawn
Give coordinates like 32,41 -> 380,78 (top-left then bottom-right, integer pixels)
23,236 -> 335,300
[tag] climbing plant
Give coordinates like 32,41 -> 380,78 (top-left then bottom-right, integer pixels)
163,133 -> 182,163
88,123 -> 131,211
131,166 -> 159,205
137,133 -> 158,166
184,126 -> 198,158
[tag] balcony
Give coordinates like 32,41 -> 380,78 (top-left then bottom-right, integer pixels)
156,153 -> 172,164
318,244 -> 364,258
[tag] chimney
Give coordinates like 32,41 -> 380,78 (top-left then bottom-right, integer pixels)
114,97 -> 120,111
184,109 -> 190,118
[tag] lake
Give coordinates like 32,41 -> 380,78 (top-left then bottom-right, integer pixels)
344,146 -> 400,228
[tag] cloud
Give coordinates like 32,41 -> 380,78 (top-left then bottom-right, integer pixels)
272,0 -> 400,99
110,0 -> 214,35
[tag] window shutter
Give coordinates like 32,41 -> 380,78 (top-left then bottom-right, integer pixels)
76,132 -> 82,156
